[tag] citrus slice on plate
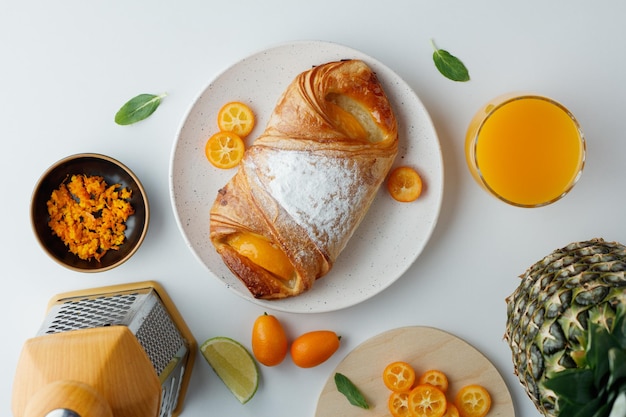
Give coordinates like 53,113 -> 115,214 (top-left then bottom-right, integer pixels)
205,131 -> 245,169
217,101 -> 255,138
387,166 -> 423,202
200,336 -> 259,404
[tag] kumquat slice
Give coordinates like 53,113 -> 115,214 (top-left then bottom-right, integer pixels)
205,131 -> 245,169
388,390 -> 412,417
455,384 -> 492,417
443,402 -> 461,417
217,101 -> 255,138
383,361 -> 416,392
387,166 -> 423,202
418,369 -> 449,393
407,384 -> 448,417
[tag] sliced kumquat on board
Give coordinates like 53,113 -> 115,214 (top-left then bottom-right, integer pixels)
443,402 -> 461,417
205,131 -> 245,169
387,166 -> 423,202
383,361 -> 417,392
407,384 -> 448,417
418,369 -> 449,393
455,384 -> 492,417
388,390 -> 412,417
217,101 -> 256,138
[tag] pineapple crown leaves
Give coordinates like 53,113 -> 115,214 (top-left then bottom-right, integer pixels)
543,303 -> 626,417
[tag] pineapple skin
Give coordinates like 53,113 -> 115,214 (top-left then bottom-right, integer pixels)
504,238 -> 626,417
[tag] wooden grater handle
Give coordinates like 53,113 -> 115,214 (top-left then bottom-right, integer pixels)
23,380 -> 113,417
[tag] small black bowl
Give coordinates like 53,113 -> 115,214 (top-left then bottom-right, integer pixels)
31,153 -> 149,272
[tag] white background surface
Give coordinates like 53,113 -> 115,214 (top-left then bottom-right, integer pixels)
2,1 -> 625,416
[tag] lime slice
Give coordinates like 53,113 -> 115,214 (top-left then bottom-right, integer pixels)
200,336 -> 259,404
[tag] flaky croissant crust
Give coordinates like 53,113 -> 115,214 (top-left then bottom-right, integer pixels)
262,60 -> 398,146
210,59 -> 398,299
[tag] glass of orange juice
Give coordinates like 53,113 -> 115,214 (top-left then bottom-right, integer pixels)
465,93 -> 586,207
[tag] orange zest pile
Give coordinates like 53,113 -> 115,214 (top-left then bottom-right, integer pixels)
47,174 -> 134,261
387,166 -> 423,202
205,101 -> 255,169
383,362 -> 492,417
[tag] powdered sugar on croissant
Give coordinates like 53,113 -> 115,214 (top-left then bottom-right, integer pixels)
210,59 -> 398,299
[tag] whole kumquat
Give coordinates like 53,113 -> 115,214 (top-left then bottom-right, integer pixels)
383,361 -> 417,392
290,330 -> 340,368
251,312 -> 288,367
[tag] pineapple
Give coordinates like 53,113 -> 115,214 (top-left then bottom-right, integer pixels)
504,238 -> 626,417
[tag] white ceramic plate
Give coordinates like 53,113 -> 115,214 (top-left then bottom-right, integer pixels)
170,40 -> 443,313
316,326 -> 515,416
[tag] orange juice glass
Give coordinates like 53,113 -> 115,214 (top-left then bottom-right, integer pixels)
465,94 -> 586,207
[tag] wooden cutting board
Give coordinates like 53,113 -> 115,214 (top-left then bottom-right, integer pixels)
315,326 -> 515,417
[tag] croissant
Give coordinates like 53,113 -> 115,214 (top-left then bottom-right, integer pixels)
209,59 -> 398,299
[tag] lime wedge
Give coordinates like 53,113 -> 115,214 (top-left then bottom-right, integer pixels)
200,336 -> 259,404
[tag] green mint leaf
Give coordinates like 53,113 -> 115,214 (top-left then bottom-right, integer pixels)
430,39 -> 470,82
334,372 -> 369,409
115,93 -> 166,125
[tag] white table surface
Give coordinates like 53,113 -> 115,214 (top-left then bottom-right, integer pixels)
2,1 -> 625,416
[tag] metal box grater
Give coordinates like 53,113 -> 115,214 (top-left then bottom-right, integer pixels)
13,281 -> 196,417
